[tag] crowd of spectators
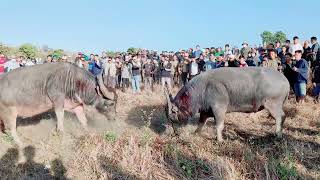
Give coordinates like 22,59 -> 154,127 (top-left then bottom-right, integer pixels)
1,35 -> 320,104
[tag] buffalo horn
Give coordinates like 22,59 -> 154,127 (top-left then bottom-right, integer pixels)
97,73 -> 114,100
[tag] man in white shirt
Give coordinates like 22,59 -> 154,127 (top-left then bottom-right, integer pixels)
289,36 -> 304,55
4,55 -> 20,72
190,58 -> 199,79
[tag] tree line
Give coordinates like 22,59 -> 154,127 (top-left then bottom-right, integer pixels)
0,31 -> 287,59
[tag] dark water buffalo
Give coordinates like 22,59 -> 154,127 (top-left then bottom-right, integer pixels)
0,62 -> 117,147
165,67 -> 290,142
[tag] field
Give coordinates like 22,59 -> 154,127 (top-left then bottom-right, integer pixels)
0,87 -> 319,180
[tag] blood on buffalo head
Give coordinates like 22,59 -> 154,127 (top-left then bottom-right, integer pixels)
164,85 -> 184,136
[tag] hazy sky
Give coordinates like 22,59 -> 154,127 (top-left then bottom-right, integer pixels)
0,0 -> 319,53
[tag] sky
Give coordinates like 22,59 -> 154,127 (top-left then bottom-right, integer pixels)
0,0 -> 319,53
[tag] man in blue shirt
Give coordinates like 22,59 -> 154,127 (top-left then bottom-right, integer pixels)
90,54 -> 103,76
193,45 -> 202,59
293,50 -> 309,104
205,54 -> 217,71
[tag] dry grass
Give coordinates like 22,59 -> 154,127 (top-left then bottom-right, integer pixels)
0,85 -> 319,179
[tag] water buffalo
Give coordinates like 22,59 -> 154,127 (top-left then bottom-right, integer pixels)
165,67 -> 290,142
0,62 -> 117,147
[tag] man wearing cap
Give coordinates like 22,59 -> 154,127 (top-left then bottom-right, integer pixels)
289,36 -> 303,55
240,42 -> 251,59
293,50 -> 309,103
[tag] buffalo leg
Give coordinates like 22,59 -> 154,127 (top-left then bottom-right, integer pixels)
0,106 -> 25,162
195,110 -> 213,134
264,100 -> 286,138
51,96 -> 65,132
73,106 -> 89,131
55,108 -> 65,132
0,107 -> 22,146
212,106 -> 227,142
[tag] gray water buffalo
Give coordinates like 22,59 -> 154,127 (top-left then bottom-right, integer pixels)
0,62 -> 117,147
165,67 -> 290,142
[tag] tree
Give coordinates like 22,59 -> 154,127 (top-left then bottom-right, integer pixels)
105,51 -> 117,58
273,31 -> 287,44
127,47 -> 139,55
18,43 -> 38,59
260,31 -> 288,46
260,31 -> 274,46
0,43 -> 10,55
52,49 -> 64,59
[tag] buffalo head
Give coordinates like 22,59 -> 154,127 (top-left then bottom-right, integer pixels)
94,73 -> 117,117
164,85 -> 184,136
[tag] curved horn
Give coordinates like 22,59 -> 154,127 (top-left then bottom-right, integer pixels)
96,72 -> 114,100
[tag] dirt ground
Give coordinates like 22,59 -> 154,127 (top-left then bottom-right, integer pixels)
0,86 -> 319,180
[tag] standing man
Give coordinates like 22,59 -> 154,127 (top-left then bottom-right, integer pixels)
131,55 -> 142,93
0,54 -> 6,75
285,40 -> 291,52
293,50 -> 309,103
205,54 -> 217,70
91,54 -> 103,76
143,58 -> 155,92
180,52 -> 190,85
282,53 -> 296,92
289,36 -> 304,55
161,56 -> 172,90
103,57 -> 117,90
121,57 -> 131,92
312,58 -> 320,102
226,54 -> 239,67
240,42 -> 251,59
310,36 -> 320,68
224,44 -> 233,58
267,49 -> 280,71
193,45 -> 202,59
171,55 -> 179,87
275,41 -> 282,55
4,55 -> 20,72
189,58 -> 199,79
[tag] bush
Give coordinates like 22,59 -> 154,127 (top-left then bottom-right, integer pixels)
104,131 -> 117,143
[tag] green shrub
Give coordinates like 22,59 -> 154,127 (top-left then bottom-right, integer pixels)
104,131 -> 117,143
